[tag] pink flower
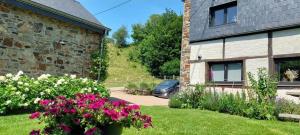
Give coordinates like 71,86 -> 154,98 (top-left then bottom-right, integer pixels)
30,130 -> 40,135
104,109 -> 120,121
121,109 -> 129,117
84,127 -> 98,135
88,101 -> 104,110
29,112 -> 40,119
73,119 -> 81,125
128,104 -> 140,111
59,124 -> 72,133
39,100 -> 52,106
83,113 -> 93,119
112,100 -> 127,107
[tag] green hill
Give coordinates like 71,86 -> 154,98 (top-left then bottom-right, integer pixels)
104,44 -> 162,87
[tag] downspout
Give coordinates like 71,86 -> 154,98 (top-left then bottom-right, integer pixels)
97,30 -> 108,83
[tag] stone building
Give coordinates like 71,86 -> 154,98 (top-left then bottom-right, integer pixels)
180,0 -> 300,103
0,0 -> 109,77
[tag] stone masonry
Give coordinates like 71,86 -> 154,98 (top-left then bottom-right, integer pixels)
0,3 -> 102,77
180,0 -> 191,90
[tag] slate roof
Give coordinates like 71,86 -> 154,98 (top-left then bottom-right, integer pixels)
190,0 -> 300,42
30,0 -> 103,27
1,0 -> 109,32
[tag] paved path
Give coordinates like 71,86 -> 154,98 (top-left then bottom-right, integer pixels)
109,87 -> 169,106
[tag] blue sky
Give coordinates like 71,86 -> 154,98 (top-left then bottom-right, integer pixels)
78,0 -> 183,41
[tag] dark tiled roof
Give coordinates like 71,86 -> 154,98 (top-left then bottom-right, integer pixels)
30,0 -> 103,27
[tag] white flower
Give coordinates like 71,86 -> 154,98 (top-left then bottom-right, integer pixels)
87,88 -> 92,93
34,98 -> 41,104
16,71 -> 24,76
56,79 -> 65,85
24,83 -> 29,86
0,76 -> 6,82
15,92 -> 21,95
23,103 -> 29,107
25,88 -> 29,92
38,74 -> 51,80
11,87 -> 17,91
5,73 -> 13,78
64,74 -> 69,76
82,78 -> 88,83
5,100 -> 12,105
12,76 -> 20,81
70,75 -> 76,79
18,81 -> 24,85
45,89 -> 51,93
40,92 -> 45,96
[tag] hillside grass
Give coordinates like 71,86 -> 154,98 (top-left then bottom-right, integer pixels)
1,106 -> 300,135
103,45 -> 162,88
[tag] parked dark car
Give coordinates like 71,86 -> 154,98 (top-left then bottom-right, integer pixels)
152,80 -> 179,98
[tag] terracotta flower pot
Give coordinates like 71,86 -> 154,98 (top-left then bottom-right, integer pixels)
101,123 -> 123,135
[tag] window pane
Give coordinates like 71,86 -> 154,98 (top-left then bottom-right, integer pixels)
227,6 -> 237,23
227,63 -> 242,82
214,9 -> 224,26
211,64 -> 225,82
277,59 -> 300,82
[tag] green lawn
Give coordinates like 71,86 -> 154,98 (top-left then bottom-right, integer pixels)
104,44 -> 162,87
0,106 -> 299,135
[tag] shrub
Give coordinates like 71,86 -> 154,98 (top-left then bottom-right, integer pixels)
168,93 -> 184,108
276,98 -> 300,115
125,82 -> 154,95
0,71 -> 109,115
139,82 -> 150,91
29,93 -> 152,135
168,84 -> 205,109
169,68 -> 278,120
247,68 -> 278,120
125,83 -> 138,95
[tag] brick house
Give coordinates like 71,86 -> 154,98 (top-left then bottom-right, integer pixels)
180,0 -> 300,103
0,0 -> 109,77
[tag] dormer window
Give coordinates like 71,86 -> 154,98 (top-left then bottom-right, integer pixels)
210,1 -> 237,27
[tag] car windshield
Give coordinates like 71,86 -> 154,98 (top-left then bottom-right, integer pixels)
158,80 -> 178,86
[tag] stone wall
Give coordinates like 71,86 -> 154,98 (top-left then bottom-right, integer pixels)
0,3 -> 102,77
180,0 -> 191,90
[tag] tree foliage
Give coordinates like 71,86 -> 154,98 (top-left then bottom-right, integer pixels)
112,26 -> 129,47
131,10 -> 183,76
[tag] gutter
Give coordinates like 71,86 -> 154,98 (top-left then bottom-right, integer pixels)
2,0 -> 111,32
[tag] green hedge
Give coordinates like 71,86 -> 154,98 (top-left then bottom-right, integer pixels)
0,71 -> 109,115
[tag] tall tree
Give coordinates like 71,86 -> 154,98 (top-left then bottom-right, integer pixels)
131,10 -> 183,76
112,26 -> 128,47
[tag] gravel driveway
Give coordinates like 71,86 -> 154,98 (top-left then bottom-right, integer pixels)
109,87 -> 169,106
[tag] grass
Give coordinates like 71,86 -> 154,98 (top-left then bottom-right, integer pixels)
0,106 -> 299,135
104,44 -> 162,87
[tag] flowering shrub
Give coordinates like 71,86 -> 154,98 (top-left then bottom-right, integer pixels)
29,93 -> 152,135
0,71 -> 109,114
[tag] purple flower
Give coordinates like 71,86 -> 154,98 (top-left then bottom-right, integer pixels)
30,130 -> 40,135
84,127 -> 98,135
59,124 -> 72,133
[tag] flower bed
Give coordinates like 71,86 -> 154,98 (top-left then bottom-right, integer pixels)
29,93 -> 152,135
0,71 -> 109,114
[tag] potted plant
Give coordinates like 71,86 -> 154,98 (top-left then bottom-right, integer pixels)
29,93 -> 152,135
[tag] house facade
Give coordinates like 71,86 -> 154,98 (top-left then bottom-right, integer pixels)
0,0 -> 109,77
180,0 -> 300,103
